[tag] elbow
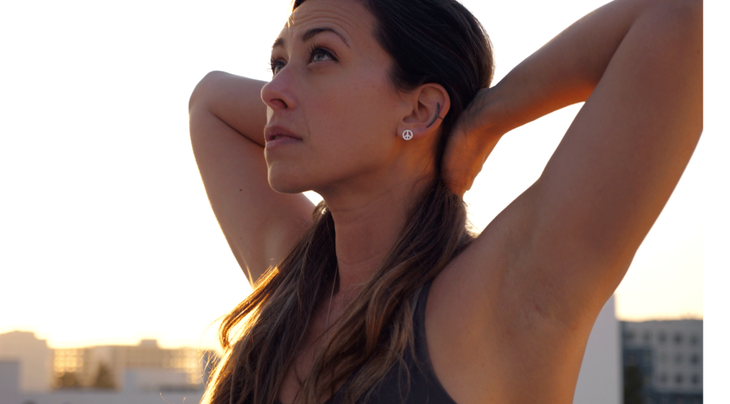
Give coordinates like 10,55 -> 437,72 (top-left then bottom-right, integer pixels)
189,71 -> 225,145
188,70 -> 226,113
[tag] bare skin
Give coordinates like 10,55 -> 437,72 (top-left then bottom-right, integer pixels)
189,0 -> 702,402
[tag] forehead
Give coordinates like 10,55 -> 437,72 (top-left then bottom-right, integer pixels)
277,0 -> 375,46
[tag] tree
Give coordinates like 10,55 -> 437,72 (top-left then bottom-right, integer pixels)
624,364 -> 645,404
55,371 -> 83,389
91,363 -> 116,390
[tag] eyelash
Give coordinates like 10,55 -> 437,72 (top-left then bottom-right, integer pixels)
269,58 -> 284,75
269,44 -> 337,76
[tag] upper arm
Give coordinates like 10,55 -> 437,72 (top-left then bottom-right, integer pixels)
506,0 -> 702,320
189,72 -> 314,285
450,0 -> 701,328
426,2 -> 700,399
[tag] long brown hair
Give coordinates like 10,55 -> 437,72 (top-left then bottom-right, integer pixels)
202,0 -> 494,403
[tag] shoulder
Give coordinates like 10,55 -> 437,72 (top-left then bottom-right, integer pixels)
419,191 -> 600,402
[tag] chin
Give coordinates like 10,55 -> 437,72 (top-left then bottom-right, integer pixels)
269,182 -> 309,194
267,167 -> 313,194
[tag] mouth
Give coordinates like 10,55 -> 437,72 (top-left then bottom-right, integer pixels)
264,125 -> 302,143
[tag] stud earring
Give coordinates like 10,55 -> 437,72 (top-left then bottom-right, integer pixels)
402,129 -> 414,141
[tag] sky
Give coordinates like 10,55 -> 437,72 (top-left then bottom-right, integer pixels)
0,0 -> 723,362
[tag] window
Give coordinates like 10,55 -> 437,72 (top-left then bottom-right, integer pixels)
644,331 -> 651,342
675,373 -> 684,385
690,334 -> 699,345
626,330 -> 636,342
674,333 -> 683,344
690,353 -> 700,365
660,373 -> 668,384
691,374 -> 700,385
660,352 -> 667,363
675,353 -> 683,364
659,332 -> 667,343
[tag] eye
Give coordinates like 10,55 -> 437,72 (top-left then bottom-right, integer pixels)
309,46 -> 337,64
269,57 -> 286,76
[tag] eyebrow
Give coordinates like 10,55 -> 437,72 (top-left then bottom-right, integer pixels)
272,27 -> 351,50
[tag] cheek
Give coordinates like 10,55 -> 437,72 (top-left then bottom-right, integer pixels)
308,97 -> 394,169
306,78 -> 399,145
294,67 -> 404,185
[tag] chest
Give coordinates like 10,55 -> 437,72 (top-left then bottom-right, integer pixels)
278,283 -> 458,404
278,344 -> 321,404
278,303 -> 343,404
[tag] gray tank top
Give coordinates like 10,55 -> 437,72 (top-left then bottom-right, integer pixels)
321,280 -> 458,404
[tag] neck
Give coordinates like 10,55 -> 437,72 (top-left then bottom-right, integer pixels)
320,175 -> 433,297
315,134 -> 439,299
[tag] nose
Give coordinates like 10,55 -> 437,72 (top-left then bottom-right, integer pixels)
261,68 -> 296,111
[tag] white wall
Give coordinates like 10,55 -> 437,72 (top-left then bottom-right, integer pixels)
573,296 -> 622,404
0,361 -> 21,404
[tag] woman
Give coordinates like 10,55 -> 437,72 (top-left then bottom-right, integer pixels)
188,0 -> 702,402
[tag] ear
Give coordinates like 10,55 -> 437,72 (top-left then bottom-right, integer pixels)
397,83 -> 451,141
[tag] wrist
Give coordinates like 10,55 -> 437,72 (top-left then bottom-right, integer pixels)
474,82 -> 515,138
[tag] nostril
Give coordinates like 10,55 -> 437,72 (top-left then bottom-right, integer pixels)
261,80 -> 293,110
269,98 -> 288,109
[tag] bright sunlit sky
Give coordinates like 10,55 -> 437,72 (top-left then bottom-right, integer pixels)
0,0 -> 725,357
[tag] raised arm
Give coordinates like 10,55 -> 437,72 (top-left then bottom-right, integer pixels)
189,72 -> 314,285
445,0 -> 702,324
426,2 -> 701,400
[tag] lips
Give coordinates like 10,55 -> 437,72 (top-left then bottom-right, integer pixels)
263,125 -> 303,151
264,125 -> 302,144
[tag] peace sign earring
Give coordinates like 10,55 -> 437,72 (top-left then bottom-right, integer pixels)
402,130 -> 414,141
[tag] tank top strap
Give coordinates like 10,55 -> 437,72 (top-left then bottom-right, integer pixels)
361,279 -> 458,404
410,279 -> 458,403
286,280 -> 458,404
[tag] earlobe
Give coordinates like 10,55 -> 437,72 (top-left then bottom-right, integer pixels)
397,84 -> 450,141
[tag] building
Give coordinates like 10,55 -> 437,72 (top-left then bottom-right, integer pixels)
52,338 -> 215,391
0,331 -> 218,395
0,362 -> 204,404
622,320 -> 703,404
0,331 -> 53,391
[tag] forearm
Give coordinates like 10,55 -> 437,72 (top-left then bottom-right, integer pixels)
189,71 -> 268,147
491,0 -> 679,133
189,71 -> 314,283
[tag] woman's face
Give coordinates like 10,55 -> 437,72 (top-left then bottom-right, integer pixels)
262,0 -> 408,195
